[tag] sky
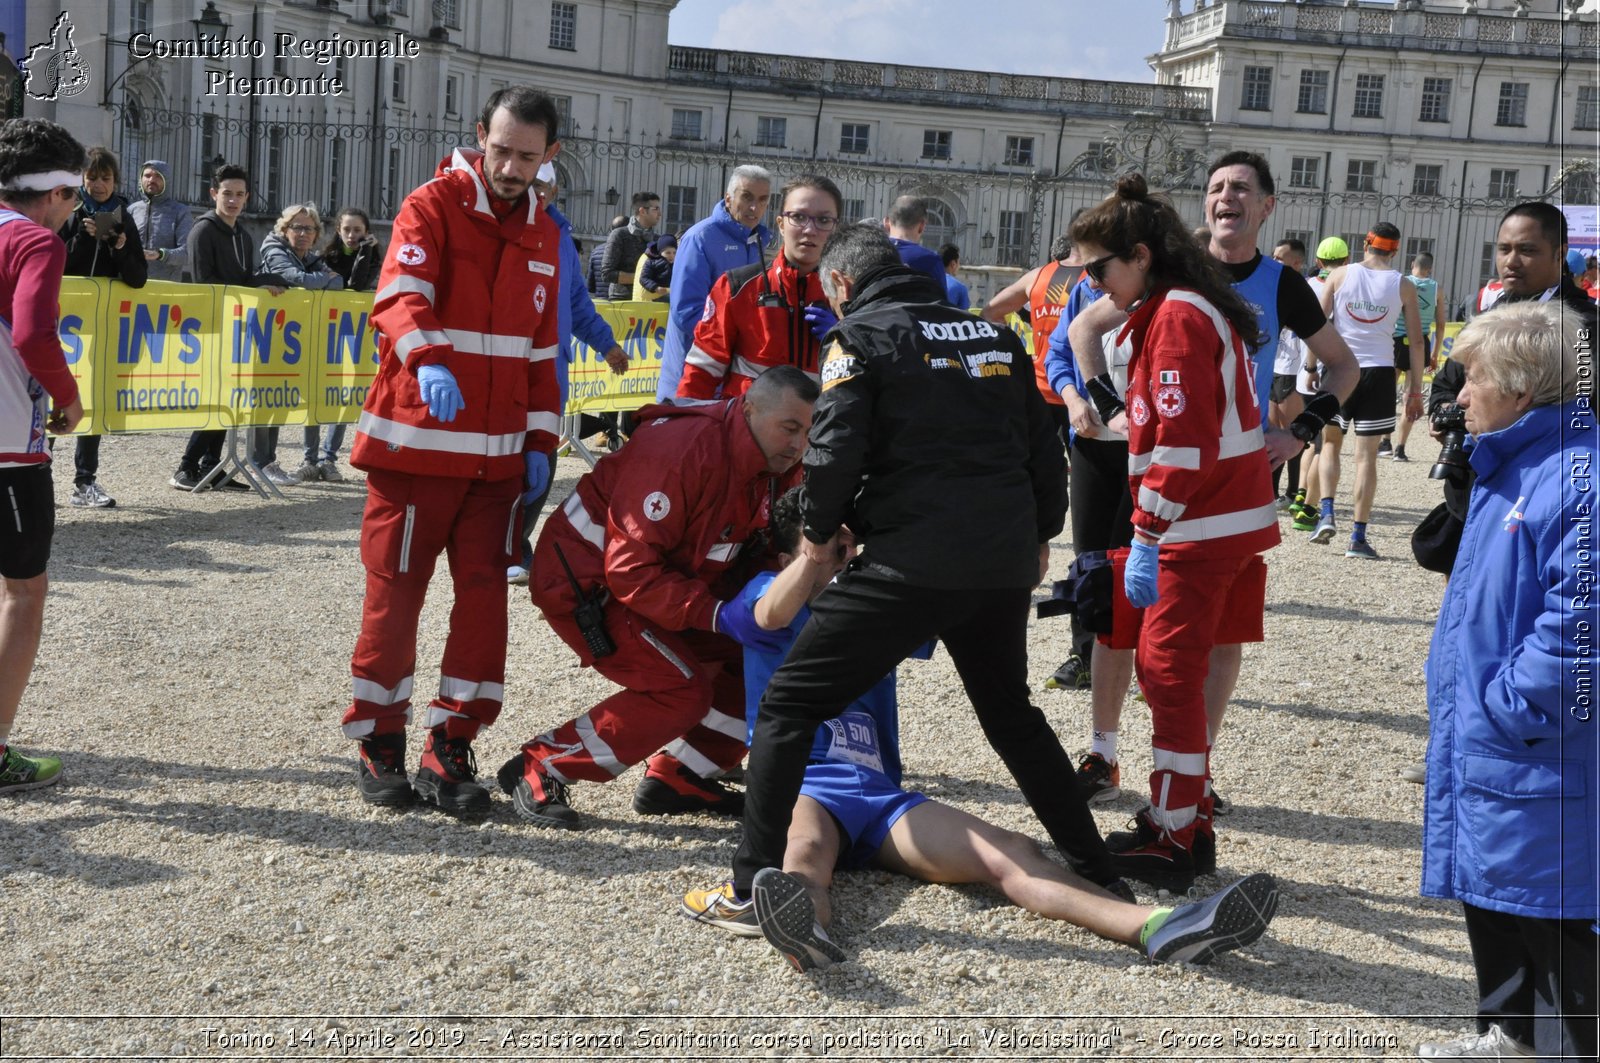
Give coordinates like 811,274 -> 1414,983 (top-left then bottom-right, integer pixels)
667,0 -> 1174,85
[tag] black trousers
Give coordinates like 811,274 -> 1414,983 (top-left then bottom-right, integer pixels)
1462,902 -> 1597,1059
180,429 -> 226,474
733,564 -> 1115,893
1067,435 -> 1133,662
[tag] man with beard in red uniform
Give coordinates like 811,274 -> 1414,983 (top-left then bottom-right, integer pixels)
500,367 -> 817,829
676,176 -> 842,400
341,87 -> 563,817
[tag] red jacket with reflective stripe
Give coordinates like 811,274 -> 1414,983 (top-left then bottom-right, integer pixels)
537,398 -> 801,632
350,148 -> 561,481
1121,287 -> 1280,558
676,250 -> 826,400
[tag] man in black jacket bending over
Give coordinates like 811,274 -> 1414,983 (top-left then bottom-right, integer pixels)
722,224 -> 1126,969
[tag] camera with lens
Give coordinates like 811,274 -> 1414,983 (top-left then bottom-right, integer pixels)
1429,402 -> 1470,482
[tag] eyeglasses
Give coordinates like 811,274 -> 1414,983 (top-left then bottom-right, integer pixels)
288,224 -> 317,233
778,211 -> 838,232
1083,253 -> 1119,285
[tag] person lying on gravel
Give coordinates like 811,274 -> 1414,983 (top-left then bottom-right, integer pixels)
682,489 -> 1281,972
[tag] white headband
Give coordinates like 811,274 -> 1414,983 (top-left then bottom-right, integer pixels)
1,169 -> 83,192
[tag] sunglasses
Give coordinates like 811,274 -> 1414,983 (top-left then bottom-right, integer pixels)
1083,253 -> 1119,285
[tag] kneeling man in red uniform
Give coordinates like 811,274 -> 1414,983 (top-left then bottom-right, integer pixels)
499,367 -> 817,829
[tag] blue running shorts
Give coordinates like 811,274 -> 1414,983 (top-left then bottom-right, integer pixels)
800,760 -> 929,870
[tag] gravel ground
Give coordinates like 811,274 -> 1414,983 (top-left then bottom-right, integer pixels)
2,430 -> 1473,1061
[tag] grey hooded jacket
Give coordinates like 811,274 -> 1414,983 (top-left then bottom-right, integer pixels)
126,159 -> 195,281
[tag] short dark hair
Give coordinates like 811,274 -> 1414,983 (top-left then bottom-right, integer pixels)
1499,201 -> 1566,250
887,195 -> 928,229
1274,237 -> 1306,261
818,223 -> 900,301
0,118 -> 87,205
769,486 -> 805,555
1207,150 -> 1275,197
1368,221 -> 1401,246
83,146 -> 120,185
939,243 -> 961,267
1414,252 -> 1434,270
779,174 -> 844,218
212,163 -> 249,190
478,86 -> 562,143
746,363 -> 820,408
1049,234 -> 1073,261
610,214 -> 628,229
631,191 -> 659,210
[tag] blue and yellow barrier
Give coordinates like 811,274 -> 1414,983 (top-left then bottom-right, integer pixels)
57,279 -> 667,433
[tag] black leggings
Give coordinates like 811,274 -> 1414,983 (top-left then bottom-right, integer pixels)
1067,435 -> 1134,660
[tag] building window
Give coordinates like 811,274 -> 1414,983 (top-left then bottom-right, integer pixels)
390,0 -> 408,14
1003,136 -> 1035,167
1404,237 -> 1436,262
444,74 -> 460,118
200,114 -> 217,168
386,147 -> 401,210
1579,86 -> 1600,132
839,123 -> 869,155
549,2 -> 576,50
1241,65 -> 1272,111
755,116 -> 787,148
551,94 -> 572,137
1480,241 -> 1496,288
1419,77 -> 1451,123
1411,164 -> 1443,197
273,49 -> 289,77
267,126 -> 285,207
665,185 -> 698,230
131,0 -> 152,33
1352,74 -> 1384,119
436,0 -> 460,28
1296,69 -> 1328,114
390,63 -> 407,103
1288,155 -> 1321,189
998,210 -> 1028,267
328,137 -> 344,214
670,109 -> 703,140
842,198 -> 865,222
335,55 -> 348,84
1496,82 -> 1528,127
1488,168 -> 1518,199
922,130 -> 952,160
1345,159 -> 1377,193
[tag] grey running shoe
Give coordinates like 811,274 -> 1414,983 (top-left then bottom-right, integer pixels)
1309,515 -> 1337,544
1416,1024 -> 1534,1059
753,868 -> 846,972
69,482 -> 115,508
1145,872 -> 1278,964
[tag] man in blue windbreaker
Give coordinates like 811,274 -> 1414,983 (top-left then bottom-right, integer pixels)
508,164 -> 627,584
655,165 -> 772,402
1416,300 -> 1597,1062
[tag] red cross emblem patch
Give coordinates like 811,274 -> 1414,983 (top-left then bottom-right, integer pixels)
1155,385 -> 1187,418
644,491 -> 671,521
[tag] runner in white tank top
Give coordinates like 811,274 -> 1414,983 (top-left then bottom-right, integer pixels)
1310,225 -> 1424,559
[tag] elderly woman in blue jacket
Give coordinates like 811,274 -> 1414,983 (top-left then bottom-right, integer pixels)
1418,301 -> 1597,1061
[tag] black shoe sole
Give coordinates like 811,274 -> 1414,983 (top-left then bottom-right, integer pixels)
496,756 -> 582,830
632,777 -> 743,817
413,767 -> 491,818
357,778 -> 417,808
1149,873 -> 1279,964
752,868 -> 846,972
1111,851 -> 1197,893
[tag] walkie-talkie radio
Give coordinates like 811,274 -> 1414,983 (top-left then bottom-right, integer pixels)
553,543 -> 616,659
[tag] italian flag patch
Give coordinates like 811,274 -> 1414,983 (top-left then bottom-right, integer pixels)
1158,370 -> 1181,385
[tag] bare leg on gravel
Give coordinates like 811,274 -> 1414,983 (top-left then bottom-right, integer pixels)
0,574 -> 48,744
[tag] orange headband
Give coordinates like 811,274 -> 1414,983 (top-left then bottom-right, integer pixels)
1366,232 -> 1399,253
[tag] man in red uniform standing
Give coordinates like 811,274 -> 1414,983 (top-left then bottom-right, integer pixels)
342,87 -> 563,817
499,367 -> 817,830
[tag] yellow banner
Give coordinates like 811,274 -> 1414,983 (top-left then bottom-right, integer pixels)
570,301 -> 666,415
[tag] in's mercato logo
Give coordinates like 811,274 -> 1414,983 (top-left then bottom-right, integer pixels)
23,12 -> 91,101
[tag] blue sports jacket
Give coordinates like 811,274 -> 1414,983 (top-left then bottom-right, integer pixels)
548,205 -> 617,405
656,201 -> 771,401
1422,398 -> 1598,922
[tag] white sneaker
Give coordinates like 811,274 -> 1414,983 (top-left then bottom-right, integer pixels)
261,461 -> 298,486
1417,1024 -> 1534,1059
69,482 -> 116,508
506,566 -> 530,586
1399,761 -> 1426,784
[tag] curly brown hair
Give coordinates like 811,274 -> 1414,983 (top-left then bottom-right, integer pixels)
1070,173 -> 1263,351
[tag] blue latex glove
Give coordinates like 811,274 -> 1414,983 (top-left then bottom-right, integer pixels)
523,452 -> 551,505
803,304 -> 838,341
1124,539 -> 1160,609
714,595 -> 788,653
417,363 -> 463,423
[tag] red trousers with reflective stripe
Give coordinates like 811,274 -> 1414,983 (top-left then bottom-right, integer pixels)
342,468 -> 521,741
1115,551 -> 1266,848
525,540 -> 746,783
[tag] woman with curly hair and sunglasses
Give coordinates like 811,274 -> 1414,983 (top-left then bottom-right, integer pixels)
1067,173 -> 1281,891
